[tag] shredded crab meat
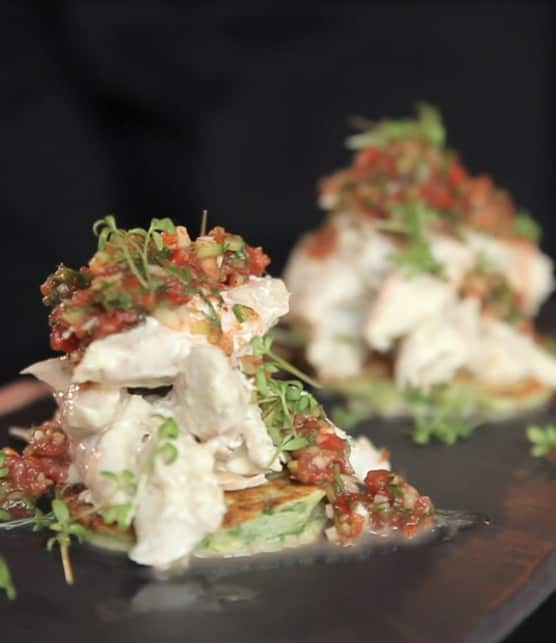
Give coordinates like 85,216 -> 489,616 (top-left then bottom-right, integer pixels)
285,211 -> 556,392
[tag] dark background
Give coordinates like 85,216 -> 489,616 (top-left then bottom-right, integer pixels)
0,2 -> 555,639
2,1 -> 555,381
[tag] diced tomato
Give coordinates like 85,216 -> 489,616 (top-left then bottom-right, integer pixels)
364,469 -> 391,495
161,232 -> 178,247
24,422 -> 67,458
140,291 -> 157,311
246,246 -> 271,275
333,494 -> 352,515
317,432 -> 345,452
226,272 -> 247,287
210,226 -> 227,243
295,450 -> 335,485
305,223 -> 338,260
93,309 -> 140,340
50,324 -> 80,352
447,162 -> 467,186
419,181 -> 454,209
355,147 -> 381,169
5,453 -> 61,497
71,289 -> 94,306
122,275 -> 140,290
414,496 -> 434,517
171,248 -> 190,266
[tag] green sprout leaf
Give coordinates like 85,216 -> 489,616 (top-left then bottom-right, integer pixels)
157,416 -> 180,440
0,556 -> 16,600
249,334 -> 324,466
0,449 -> 7,478
232,304 -> 255,323
513,211 -> 541,242
52,499 -> 70,524
405,386 -> 482,445
92,215 -> 181,292
526,424 -> 556,458
104,503 -> 133,530
157,442 -> 178,465
346,102 -> 446,150
383,202 -> 445,277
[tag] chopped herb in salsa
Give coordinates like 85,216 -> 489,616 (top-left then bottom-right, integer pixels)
41,217 -> 271,355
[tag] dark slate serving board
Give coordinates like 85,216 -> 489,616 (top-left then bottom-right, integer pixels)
1,395 -> 555,643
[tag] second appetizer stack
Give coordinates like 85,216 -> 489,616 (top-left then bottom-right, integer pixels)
285,105 -> 556,418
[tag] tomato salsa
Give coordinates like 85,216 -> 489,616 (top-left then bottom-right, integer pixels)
41,220 -> 270,356
319,109 -> 539,244
0,421 -> 69,517
287,415 -> 434,541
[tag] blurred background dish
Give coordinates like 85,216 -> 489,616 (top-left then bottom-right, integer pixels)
282,105 -> 556,426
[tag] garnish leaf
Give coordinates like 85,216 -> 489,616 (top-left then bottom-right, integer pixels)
346,102 -> 445,150
104,503 -> 133,530
52,499 -> 70,524
0,449 -> 7,478
157,417 -> 180,440
251,335 -> 321,389
157,442 -> 178,465
384,202 -> 445,277
405,386 -> 482,445
513,211 -> 541,242
526,424 -> 556,458
282,436 -> 310,451
0,556 -> 16,600
232,304 -> 255,323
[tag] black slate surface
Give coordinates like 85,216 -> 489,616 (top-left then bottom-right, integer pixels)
1,395 -> 555,643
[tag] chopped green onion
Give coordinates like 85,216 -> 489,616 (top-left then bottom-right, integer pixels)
232,304 -> 255,323
197,242 -> 224,258
224,236 -> 245,252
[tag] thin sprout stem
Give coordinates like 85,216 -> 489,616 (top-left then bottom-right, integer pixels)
125,235 -> 152,289
117,240 -> 150,290
141,223 -> 155,290
200,209 -> 208,236
267,349 -> 321,389
60,542 -> 74,585
0,516 -> 38,530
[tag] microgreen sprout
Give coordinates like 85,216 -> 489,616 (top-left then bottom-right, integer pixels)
46,498 -> 89,585
0,449 -> 8,478
379,203 -> 445,277
526,424 -> 556,458
405,387 -> 482,445
92,215 -> 176,291
346,102 -> 445,150
249,336 -> 323,465
513,210 -> 541,243
0,556 -> 16,600
251,335 -> 321,389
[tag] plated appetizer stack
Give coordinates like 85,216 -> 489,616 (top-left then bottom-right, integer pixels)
0,218 -> 433,582
284,105 -> 556,422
